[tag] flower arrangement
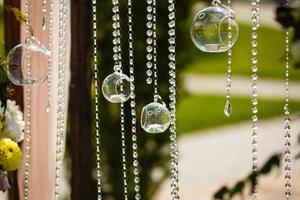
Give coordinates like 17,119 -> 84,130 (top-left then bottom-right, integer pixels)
0,99 -> 24,192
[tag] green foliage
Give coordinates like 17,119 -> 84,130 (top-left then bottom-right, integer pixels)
93,0 -> 193,199
5,6 -> 33,35
0,6 -> 12,106
5,6 -> 27,23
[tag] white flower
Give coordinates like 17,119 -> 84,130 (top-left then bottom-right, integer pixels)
1,100 -> 25,142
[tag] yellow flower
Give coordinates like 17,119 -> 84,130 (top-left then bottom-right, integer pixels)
0,138 -> 22,171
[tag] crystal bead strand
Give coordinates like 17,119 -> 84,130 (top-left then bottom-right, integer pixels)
145,0 -> 153,85
111,0 -> 129,198
152,0 -> 158,96
127,0 -> 142,198
24,0 -> 33,198
41,0 -> 47,30
250,0 -> 260,199
46,0 -> 54,113
224,0 -> 233,117
168,0 -> 180,199
145,0 -> 158,95
283,0 -> 292,198
55,0 -> 68,199
112,0 -> 122,72
92,0 -> 103,198
120,102 -> 129,200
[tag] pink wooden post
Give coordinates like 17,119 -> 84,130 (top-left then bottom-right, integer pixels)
17,0 -> 71,199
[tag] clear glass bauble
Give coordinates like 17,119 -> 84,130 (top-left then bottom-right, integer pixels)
102,72 -> 132,103
5,37 -> 50,85
141,100 -> 171,134
190,5 -> 239,53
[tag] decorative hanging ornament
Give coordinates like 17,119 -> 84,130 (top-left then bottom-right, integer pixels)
141,0 -> 171,134
167,0 -> 180,198
190,0 -> 239,52
102,72 -> 132,103
250,0 -> 260,199
101,0 -> 132,104
92,0 -> 103,198
283,1 -> 292,199
54,0 -> 68,198
127,0 -> 142,198
5,36 -> 50,86
41,0 -> 47,30
141,95 -> 171,134
224,0 -> 233,117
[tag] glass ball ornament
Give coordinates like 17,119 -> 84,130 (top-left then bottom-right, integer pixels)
141,99 -> 171,134
102,72 -> 132,103
5,37 -> 50,85
190,5 -> 239,53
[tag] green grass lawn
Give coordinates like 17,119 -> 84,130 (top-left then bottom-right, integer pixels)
185,23 -> 300,81
177,94 -> 300,135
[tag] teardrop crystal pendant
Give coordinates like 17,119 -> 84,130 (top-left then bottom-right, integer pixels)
190,3 -> 239,52
141,98 -> 171,134
5,36 -> 50,86
42,16 -> 47,30
102,72 -> 132,103
224,100 -> 232,117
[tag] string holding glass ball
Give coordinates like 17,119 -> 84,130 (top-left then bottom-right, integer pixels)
190,1 -> 239,53
141,0 -> 171,134
5,36 -> 50,86
224,0 -> 233,117
141,95 -> 171,134
102,71 -> 132,103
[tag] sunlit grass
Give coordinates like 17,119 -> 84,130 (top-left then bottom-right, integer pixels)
184,23 -> 300,81
177,94 -> 300,135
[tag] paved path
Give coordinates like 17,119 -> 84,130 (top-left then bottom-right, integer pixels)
184,74 -> 300,100
155,116 -> 300,200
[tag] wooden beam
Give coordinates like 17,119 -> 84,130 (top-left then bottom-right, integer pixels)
69,0 -> 93,199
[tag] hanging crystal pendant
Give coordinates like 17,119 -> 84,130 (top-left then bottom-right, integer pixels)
41,0 -> 47,30
224,0 -> 233,117
102,71 -> 132,103
141,95 -> 171,134
42,16 -> 47,30
5,36 -> 50,86
190,0 -> 239,53
224,100 -> 232,116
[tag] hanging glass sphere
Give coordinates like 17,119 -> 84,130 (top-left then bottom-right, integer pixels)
141,100 -> 171,134
5,37 -> 50,86
190,4 -> 239,53
102,72 -> 132,103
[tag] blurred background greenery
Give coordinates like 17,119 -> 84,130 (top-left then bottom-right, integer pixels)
1,0 -> 300,199
91,0 -> 300,199
86,0 -> 300,199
